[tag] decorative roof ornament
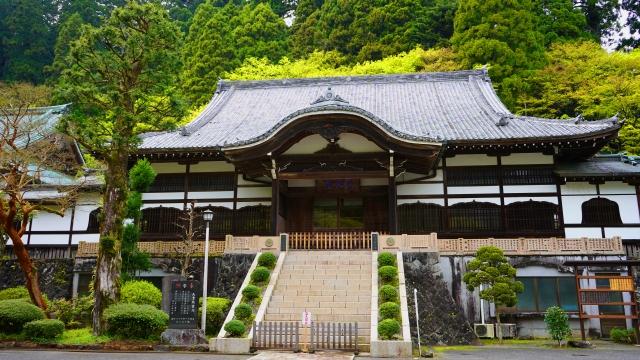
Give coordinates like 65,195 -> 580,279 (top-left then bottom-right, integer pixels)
574,114 -> 584,124
311,87 -> 348,105
480,65 -> 491,82
179,126 -> 189,136
495,113 -> 510,126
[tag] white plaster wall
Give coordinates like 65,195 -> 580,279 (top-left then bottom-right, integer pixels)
31,209 -> 72,231
72,205 -> 100,231
564,227 -> 603,238
562,195 -> 639,224
190,161 -> 234,173
599,181 -> 636,194
447,186 -> 499,195
503,197 -> 558,205
517,266 -> 573,277
561,183 -> 597,195
188,190 -> 235,199
237,176 -> 265,186
197,202 -> 234,209
500,153 -> 554,165
142,192 -> 184,200
606,195 -> 640,223
237,201 -> 271,208
397,199 -> 445,206
448,197 -> 501,205
445,154 -> 497,166
71,233 -> 99,244
561,196 -> 589,223
283,133 -> 383,154
141,203 -> 183,210
237,187 -> 271,198
397,171 -> 443,182
503,185 -> 556,194
28,235 -> 70,245
397,183 -> 444,196
150,162 -> 185,173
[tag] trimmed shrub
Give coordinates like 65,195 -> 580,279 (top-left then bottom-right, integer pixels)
379,301 -> 400,320
544,306 -> 572,345
0,299 -> 45,333
242,285 -> 260,300
379,285 -> 398,303
0,286 -> 30,301
611,327 -> 636,344
24,319 -> 65,341
257,252 -> 277,269
201,297 -> 231,336
120,280 -> 162,308
378,318 -> 400,340
104,303 -> 168,339
377,252 -> 395,267
234,303 -> 253,320
378,265 -> 398,282
224,319 -> 246,337
250,266 -> 270,284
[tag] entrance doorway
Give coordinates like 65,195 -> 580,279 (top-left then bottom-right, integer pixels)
313,197 -> 364,231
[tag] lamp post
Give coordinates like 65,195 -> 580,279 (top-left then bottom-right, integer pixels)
201,209 -> 213,332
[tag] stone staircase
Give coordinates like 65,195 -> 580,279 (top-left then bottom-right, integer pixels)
263,250 -> 372,349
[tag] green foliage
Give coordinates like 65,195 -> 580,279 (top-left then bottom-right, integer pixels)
242,285 -> 261,300
532,0 -> 592,47
201,297 -> 231,336
379,302 -> 400,320
129,159 -> 156,193
610,327 -> 636,344
0,286 -> 29,301
120,280 -> 162,308
0,299 -> 45,333
379,285 -> 399,303
544,306 -> 572,345
258,252 -> 277,269
250,266 -> 271,284
463,246 -> 523,307
378,265 -> 398,283
234,303 -> 253,320
23,319 -> 65,341
104,303 -> 168,339
49,295 -> 94,329
224,319 -> 246,337
452,0 -> 546,81
377,252 -> 396,267
377,318 -> 401,340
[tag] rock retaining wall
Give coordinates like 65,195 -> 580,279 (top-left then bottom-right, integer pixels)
0,259 -> 74,299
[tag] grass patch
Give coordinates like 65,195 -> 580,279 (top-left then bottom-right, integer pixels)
430,345 -> 478,352
56,328 -> 112,345
480,338 -> 554,347
0,332 -> 26,341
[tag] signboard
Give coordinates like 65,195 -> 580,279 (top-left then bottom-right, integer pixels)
302,311 -> 312,327
168,279 -> 200,329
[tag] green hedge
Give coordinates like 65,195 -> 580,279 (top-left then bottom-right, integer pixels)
377,252 -> 396,267
120,280 -> 162,308
50,295 -> 93,329
234,303 -> 253,320
24,319 -> 65,341
0,299 -> 45,333
379,302 -> 400,320
378,319 -> 400,340
0,286 -> 30,301
378,265 -> 398,282
250,266 -> 270,284
242,285 -> 260,300
201,297 -> 231,336
104,303 -> 168,339
379,285 -> 398,303
257,252 -> 277,269
224,319 -> 246,337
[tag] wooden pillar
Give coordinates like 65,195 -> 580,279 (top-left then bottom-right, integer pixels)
574,265 -> 586,341
232,170 -> 239,235
271,179 -> 280,236
388,177 -> 397,235
67,205 -> 76,257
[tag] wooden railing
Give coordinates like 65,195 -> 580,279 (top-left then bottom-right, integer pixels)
76,240 -> 225,258
288,232 -> 372,250
5,245 -> 75,259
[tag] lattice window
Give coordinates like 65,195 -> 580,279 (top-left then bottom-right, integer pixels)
86,208 -> 101,232
236,205 -> 271,236
502,167 -> 556,185
581,198 -> 623,226
397,202 -> 444,234
448,201 -> 501,232
148,174 -> 185,192
189,173 -> 235,191
140,207 -> 185,234
446,167 -> 499,186
505,201 -> 559,231
192,206 -> 233,237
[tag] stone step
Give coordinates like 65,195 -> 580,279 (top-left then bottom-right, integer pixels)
263,313 -> 371,324
269,295 -> 371,303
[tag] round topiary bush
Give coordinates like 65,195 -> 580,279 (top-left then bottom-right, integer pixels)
224,319 -> 246,337
200,297 -> 231,336
242,285 -> 260,300
104,303 -> 168,339
0,286 -> 30,301
250,266 -> 270,284
377,252 -> 395,267
379,285 -> 398,303
0,299 -> 45,333
378,318 -> 400,340
120,280 -> 162,308
378,265 -> 398,282
234,303 -> 253,320
379,301 -> 400,320
24,319 -> 65,341
257,252 -> 277,269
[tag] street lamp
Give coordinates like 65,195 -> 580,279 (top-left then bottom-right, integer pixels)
201,209 -> 213,332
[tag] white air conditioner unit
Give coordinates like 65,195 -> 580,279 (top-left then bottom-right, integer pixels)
474,323 -> 495,338
496,323 -> 517,339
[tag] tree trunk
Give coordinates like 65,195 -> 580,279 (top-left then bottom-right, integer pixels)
496,308 -> 502,343
92,155 -> 128,335
6,232 -> 48,312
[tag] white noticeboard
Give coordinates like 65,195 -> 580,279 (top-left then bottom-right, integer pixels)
302,311 -> 312,326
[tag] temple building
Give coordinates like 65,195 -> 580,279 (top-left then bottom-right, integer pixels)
6,70 -> 640,342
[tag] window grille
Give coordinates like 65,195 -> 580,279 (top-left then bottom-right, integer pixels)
192,206 -> 233,236
189,173 -> 235,191
446,167 -> 499,186
502,167 -> 555,185
516,277 -> 577,312
448,201 -> 501,232
148,174 -> 185,192
505,201 -> 559,231
581,198 -> 623,226
86,208 -> 101,232
140,207 -> 185,234
397,202 -> 444,234
235,205 -> 271,235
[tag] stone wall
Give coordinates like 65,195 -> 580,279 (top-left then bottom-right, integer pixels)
403,252 -> 476,345
0,259 -> 74,299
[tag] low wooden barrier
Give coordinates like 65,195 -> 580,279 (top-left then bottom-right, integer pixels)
288,232 -> 372,250
76,240 -> 225,258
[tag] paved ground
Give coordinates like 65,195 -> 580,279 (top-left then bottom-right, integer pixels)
430,347 -> 640,360
0,350 -> 252,360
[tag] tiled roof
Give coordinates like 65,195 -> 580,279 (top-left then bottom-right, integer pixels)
139,70 -> 619,151
8,104 -> 70,148
555,154 -> 640,178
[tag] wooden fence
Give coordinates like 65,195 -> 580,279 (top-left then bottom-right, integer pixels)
76,240 -> 225,258
309,322 -> 359,354
288,232 -> 373,250
252,321 -> 300,351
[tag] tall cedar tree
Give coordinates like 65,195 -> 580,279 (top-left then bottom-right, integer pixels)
574,0 -> 620,42
0,83 -> 79,311
291,0 -> 457,62
181,1 -> 288,106
534,0 -> 593,46
620,0 -> 640,49
47,13 -> 86,84
56,1 -> 185,334
452,0 -> 546,81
